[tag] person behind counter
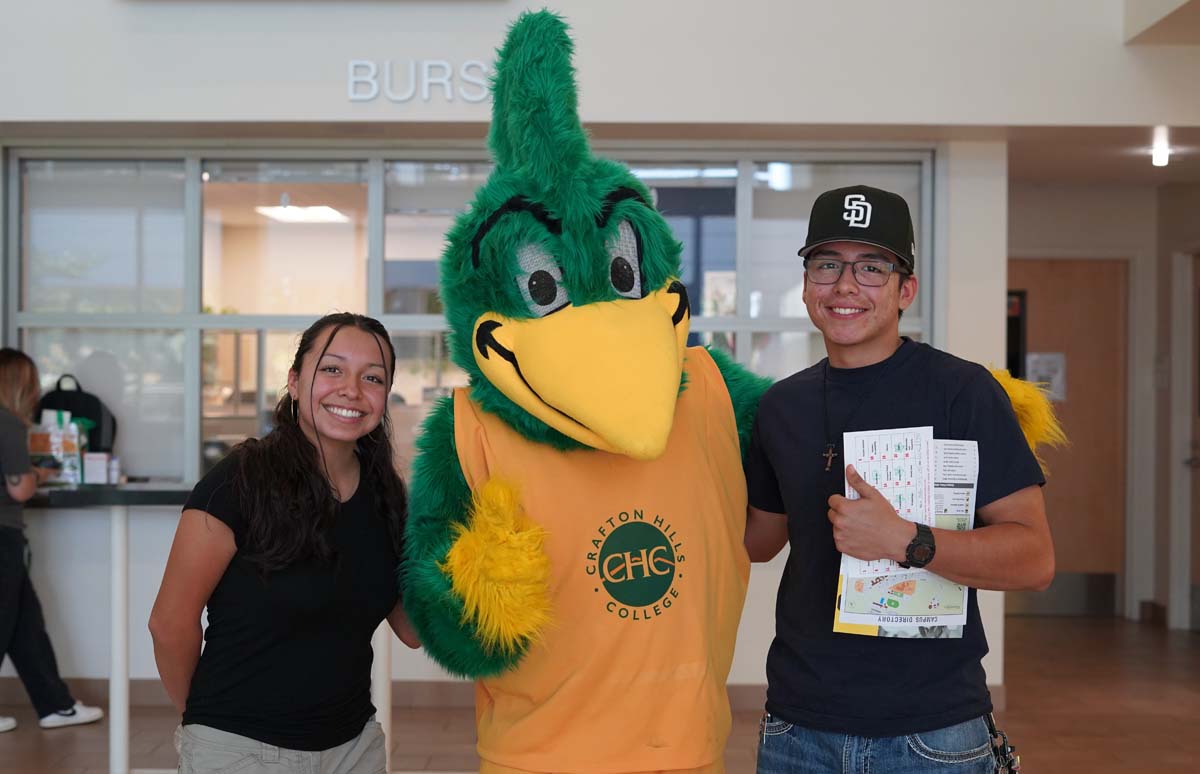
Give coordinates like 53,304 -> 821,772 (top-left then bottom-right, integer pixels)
0,347 -> 105,734
149,313 -> 419,774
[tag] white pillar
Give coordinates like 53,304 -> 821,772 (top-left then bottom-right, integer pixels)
941,140 -> 1010,692
109,504 -> 130,774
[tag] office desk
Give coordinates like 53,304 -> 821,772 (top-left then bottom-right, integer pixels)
29,485 -> 190,774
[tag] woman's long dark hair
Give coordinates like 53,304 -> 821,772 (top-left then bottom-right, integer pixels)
232,313 -> 407,574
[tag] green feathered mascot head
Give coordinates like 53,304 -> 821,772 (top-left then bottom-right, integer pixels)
440,9 -> 691,461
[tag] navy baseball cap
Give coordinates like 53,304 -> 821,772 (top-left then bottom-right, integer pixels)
797,185 -> 916,274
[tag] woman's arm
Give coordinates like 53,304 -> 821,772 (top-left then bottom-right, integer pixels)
386,602 -> 421,649
148,509 -> 236,713
745,505 -> 789,562
5,466 -> 53,503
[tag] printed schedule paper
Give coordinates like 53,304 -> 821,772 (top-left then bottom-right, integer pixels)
833,426 -> 979,638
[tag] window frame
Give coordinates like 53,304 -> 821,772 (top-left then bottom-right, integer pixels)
5,145 -> 936,481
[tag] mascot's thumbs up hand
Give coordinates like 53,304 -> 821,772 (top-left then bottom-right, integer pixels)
442,478 -> 552,656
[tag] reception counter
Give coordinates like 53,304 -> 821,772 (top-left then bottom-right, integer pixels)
28,483 -> 192,510
29,484 -> 190,774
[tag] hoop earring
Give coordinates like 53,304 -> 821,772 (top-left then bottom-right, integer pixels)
290,397 -> 298,423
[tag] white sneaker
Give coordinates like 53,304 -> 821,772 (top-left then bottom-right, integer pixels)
39,701 -> 103,729
0,715 -> 15,733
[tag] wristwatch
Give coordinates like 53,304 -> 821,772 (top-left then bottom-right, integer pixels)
898,523 -> 936,569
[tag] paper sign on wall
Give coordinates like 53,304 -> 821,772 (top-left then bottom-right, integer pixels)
1026,352 -> 1066,402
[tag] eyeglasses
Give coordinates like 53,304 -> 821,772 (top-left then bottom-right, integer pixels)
803,258 -> 905,287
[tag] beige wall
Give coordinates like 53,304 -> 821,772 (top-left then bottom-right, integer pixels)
3,1 -> 1200,127
1005,180 -> 1200,620
1127,0 -> 1192,36
1127,0 -> 1200,41
1155,184 -> 1200,605
1008,182 -> 1159,615
945,144 -> 1009,362
941,141 -> 1009,684
206,223 -> 367,317
1009,184 -> 1158,256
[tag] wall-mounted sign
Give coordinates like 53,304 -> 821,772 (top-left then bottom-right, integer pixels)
348,59 -> 490,103
1026,352 -> 1066,402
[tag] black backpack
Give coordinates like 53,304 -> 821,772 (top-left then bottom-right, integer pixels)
38,375 -> 118,453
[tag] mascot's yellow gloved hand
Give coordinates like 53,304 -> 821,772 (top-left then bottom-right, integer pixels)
441,479 -> 552,655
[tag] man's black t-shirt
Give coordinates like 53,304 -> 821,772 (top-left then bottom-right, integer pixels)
745,339 -> 1044,737
181,452 -> 399,751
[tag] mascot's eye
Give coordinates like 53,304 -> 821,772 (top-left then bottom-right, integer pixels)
515,242 -> 569,317
611,258 -> 634,293
606,220 -> 643,300
528,270 -> 558,305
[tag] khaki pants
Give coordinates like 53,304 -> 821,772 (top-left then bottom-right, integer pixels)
176,719 -> 386,774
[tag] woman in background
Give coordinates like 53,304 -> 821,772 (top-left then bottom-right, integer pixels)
0,347 -> 104,734
149,313 -> 418,774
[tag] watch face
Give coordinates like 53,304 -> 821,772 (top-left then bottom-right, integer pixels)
912,544 -> 935,564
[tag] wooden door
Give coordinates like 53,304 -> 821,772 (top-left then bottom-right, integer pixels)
1192,255 -> 1200,628
1008,259 -> 1128,578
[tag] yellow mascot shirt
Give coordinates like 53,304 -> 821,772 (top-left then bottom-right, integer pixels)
454,346 -> 750,773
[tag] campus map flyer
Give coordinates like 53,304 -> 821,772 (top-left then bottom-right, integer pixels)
833,426 -> 979,639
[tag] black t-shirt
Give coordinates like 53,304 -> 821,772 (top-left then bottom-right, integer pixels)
0,407 -> 32,530
181,452 -> 399,751
745,339 -> 1045,737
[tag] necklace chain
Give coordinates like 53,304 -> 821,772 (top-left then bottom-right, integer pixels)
821,339 -> 908,473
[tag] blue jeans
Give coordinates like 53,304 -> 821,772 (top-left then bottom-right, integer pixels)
756,714 -> 994,774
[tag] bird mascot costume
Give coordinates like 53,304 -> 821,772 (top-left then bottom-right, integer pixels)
402,10 -> 1066,774
402,10 -> 770,774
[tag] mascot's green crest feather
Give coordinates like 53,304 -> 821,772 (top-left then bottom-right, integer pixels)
486,12 -> 588,202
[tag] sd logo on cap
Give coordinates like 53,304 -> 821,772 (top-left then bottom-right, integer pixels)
798,185 -> 916,274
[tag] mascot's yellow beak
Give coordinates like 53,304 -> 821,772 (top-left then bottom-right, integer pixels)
473,281 -> 690,461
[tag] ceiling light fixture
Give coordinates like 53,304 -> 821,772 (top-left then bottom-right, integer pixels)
629,167 -> 737,180
1152,125 -> 1170,167
254,205 -> 349,224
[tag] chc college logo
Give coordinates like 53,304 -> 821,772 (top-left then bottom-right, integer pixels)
585,509 -> 684,621
843,194 -> 872,228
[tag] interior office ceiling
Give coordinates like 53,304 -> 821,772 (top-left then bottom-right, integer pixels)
1126,0 -> 1200,45
1006,126 -> 1200,185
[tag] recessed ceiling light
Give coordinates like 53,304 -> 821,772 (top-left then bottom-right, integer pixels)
629,167 -> 737,180
1152,125 -> 1170,167
254,206 -> 349,224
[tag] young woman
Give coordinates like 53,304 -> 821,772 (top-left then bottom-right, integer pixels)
0,348 -> 104,734
150,314 -> 418,773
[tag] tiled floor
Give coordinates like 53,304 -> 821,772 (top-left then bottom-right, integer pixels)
0,617 -> 1196,773
991,616 -> 1200,773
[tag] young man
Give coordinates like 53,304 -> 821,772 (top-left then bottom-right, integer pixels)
744,185 -> 1054,773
